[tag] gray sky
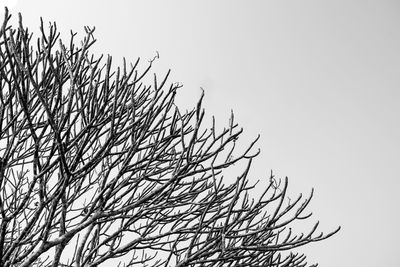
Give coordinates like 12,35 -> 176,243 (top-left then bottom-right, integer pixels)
3,1 -> 400,266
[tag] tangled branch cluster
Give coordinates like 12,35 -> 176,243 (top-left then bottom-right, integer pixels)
0,9 -> 339,267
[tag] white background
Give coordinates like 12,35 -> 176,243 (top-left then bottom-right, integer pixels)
2,1 -> 400,266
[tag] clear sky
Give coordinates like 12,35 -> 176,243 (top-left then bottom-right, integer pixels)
2,1 -> 400,266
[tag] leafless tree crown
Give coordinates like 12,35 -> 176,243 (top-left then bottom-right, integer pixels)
0,8 -> 339,267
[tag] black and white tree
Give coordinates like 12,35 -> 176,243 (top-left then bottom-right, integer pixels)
0,9 -> 339,267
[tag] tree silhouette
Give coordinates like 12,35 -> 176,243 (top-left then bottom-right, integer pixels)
0,9 -> 339,267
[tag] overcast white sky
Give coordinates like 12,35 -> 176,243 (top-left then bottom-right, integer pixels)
2,1 -> 400,266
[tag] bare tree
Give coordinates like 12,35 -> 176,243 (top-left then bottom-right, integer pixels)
0,9 -> 339,267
